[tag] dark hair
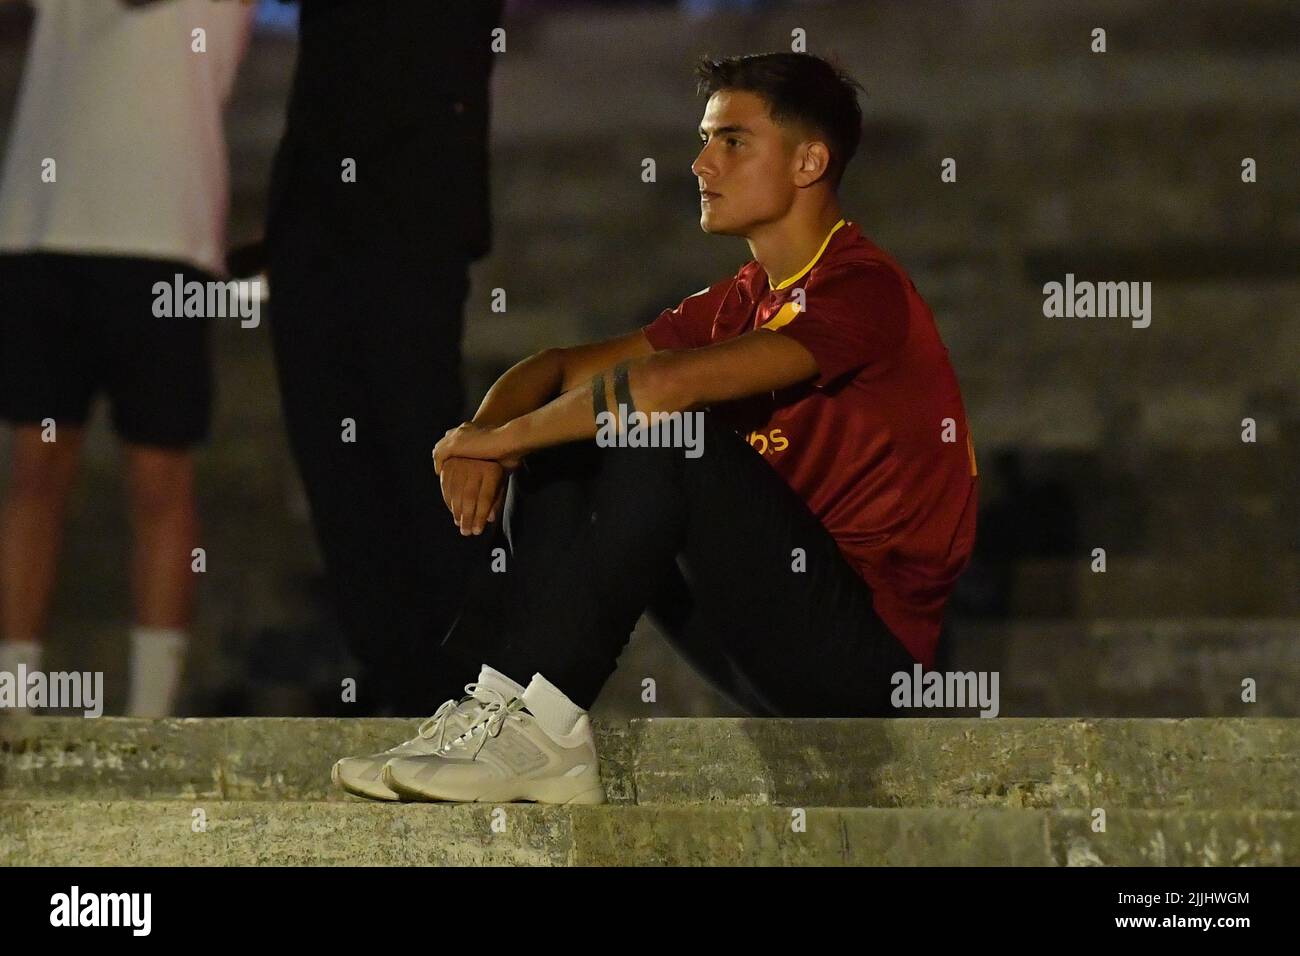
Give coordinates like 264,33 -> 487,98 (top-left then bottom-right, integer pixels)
694,52 -> 864,191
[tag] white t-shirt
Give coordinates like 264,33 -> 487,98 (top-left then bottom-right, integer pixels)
0,0 -> 254,276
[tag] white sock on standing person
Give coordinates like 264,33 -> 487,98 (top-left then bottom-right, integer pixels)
126,626 -> 188,717
0,638 -> 42,674
0,639 -> 43,712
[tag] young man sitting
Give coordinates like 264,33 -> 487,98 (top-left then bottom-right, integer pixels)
331,51 -> 978,805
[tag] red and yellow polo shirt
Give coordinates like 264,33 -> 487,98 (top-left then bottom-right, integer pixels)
642,218 -> 978,666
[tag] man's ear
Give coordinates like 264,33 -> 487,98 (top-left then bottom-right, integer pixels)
794,140 -> 832,187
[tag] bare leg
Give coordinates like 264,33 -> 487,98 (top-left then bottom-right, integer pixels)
124,444 -> 197,629
0,425 -> 84,643
122,444 -> 199,716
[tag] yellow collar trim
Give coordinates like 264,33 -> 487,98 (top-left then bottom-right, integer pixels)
773,218 -> 847,291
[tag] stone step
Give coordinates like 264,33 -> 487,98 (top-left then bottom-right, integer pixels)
489,109 -> 1299,216
1,800 -> 1293,866
494,6 -> 1300,137
599,617 -> 1300,720
983,561 -> 1300,618
4,717 -> 1296,810
943,620 -> 1300,718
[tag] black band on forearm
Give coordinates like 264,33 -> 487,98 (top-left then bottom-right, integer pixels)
591,372 -> 609,422
613,362 -> 636,424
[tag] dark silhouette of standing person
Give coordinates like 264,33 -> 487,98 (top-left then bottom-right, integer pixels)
264,0 -> 504,714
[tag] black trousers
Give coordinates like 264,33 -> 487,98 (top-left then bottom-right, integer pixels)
267,231 -> 491,713
439,411 -> 918,717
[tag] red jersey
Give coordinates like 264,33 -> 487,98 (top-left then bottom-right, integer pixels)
641,218 -> 977,666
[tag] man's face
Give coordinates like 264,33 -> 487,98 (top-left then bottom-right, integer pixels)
691,89 -> 805,236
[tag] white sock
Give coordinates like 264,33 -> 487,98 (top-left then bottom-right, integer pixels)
519,671 -> 584,737
0,638 -> 43,674
476,664 -> 526,701
0,640 -> 43,712
126,627 -> 188,718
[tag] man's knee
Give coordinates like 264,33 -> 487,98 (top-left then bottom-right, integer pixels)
7,427 -> 82,502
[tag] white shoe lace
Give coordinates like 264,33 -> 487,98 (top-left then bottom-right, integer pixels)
390,681 -> 495,754
440,692 -> 529,760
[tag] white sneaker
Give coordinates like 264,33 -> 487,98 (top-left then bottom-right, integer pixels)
331,679 -> 516,801
381,695 -> 606,805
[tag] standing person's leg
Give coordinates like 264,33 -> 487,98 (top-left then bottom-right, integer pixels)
270,238 -> 394,710
0,427 -> 85,662
0,253 -> 96,687
440,411 -> 915,715
102,256 -> 215,716
355,250 -> 490,703
269,223 -> 463,713
121,445 -> 198,716
124,446 -> 197,629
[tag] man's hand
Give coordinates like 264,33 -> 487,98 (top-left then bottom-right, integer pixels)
437,456 -> 509,536
433,421 -> 523,475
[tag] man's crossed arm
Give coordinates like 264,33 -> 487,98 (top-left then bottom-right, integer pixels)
432,328 -> 820,477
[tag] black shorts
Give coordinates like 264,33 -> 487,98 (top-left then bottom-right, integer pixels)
0,252 -> 214,447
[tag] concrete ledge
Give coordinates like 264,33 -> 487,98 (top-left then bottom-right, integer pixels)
949,619 -> 1300,716
3,717 -> 1297,809
2,801 -> 1294,866
1049,809 -> 1299,867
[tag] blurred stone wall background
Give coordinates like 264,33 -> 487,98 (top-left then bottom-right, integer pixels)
0,0 -> 1295,718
